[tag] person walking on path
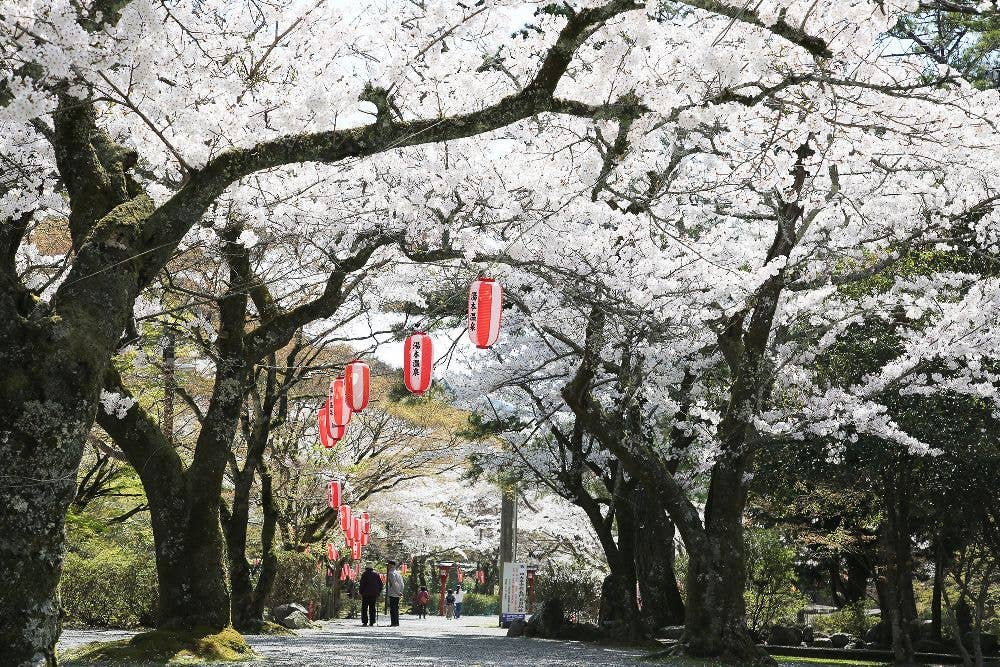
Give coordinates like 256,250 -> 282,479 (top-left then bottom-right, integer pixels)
415,586 -> 430,619
453,585 -> 465,619
445,589 -> 455,619
386,560 -> 405,626
358,565 -> 383,627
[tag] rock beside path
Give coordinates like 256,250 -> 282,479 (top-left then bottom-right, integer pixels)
279,611 -> 313,630
272,604 -> 307,622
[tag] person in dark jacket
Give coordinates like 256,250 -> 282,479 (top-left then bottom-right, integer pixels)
358,565 -> 383,627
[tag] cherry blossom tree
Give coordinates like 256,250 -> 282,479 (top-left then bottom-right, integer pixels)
5,1 -> 1000,665
0,0 -> 648,660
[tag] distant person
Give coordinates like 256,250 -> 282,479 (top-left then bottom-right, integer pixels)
445,589 -> 455,619
358,565 -> 383,627
415,586 -> 430,619
453,585 -> 465,619
386,560 -> 405,626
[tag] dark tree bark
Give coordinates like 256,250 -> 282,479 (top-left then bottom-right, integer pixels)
97,366 -> 232,628
931,539 -> 944,642
843,551 -> 872,606
631,485 -> 685,629
594,481 -> 643,639
223,353 -> 288,631
880,473 -> 919,666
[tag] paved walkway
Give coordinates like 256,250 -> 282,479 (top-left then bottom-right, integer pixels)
59,615 -> 648,666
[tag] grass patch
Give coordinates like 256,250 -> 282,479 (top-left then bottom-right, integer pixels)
62,626 -> 256,665
641,653 -> 887,666
774,657 -> 888,666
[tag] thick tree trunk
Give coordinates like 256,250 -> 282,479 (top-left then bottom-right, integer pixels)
0,289 -> 135,663
250,469 -> 280,623
97,370 -> 232,630
226,464 -> 280,630
683,531 -> 772,664
631,485 -> 685,629
598,569 -> 641,631
682,459 -> 774,666
0,409 -> 88,666
931,539 -> 944,642
597,491 -> 644,639
225,467 -> 256,630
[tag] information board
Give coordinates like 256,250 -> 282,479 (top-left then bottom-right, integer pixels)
500,561 -> 527,623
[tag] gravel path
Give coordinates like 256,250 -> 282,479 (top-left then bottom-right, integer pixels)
59,616 -> 648,666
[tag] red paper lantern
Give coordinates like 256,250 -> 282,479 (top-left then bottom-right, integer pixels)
361,511 -> 371,534
328,480 -> 342,508
339,504 -> 351,532
355,562 -> 361,579
317,404 -> 332,448
361,530 -> 369,547
327,543 -> 339,561
401,563 -> 409,576
339,564 -> 348,581
329,376 -> 352,427
345,360 -> 370,412
353,516 -> 363,542
324,398 -> 346,443
457,568 -> 464,583
403,332 -> 432,395
468,277 -> 503,349
352,542 -> 362,560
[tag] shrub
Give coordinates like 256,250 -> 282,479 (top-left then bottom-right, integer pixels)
744,528 -> 809,633
460,592 -> 498,616
534,565 -> 602,623
811,601 -> 878,637
265,550 -> 326,610
61,547 -> 158,628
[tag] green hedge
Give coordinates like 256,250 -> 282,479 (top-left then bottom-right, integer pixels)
61,547 -> 158,628
459,592 -> 498,616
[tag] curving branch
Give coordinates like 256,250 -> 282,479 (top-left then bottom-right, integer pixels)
676,0 -> 833,58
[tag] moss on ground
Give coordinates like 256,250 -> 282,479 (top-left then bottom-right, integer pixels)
61,626 -> 256,664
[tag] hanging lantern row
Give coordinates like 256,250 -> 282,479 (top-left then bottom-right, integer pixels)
328,480 -> 342,509
315,360 -> 371,449
326,543 -> 339,562
399,276 -> 505,396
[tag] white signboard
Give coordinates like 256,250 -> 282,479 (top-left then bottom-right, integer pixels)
500,561 -> 527,622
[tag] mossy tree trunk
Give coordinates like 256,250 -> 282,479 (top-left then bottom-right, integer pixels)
0,94 -> 156,665
681,462 -> 764,662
